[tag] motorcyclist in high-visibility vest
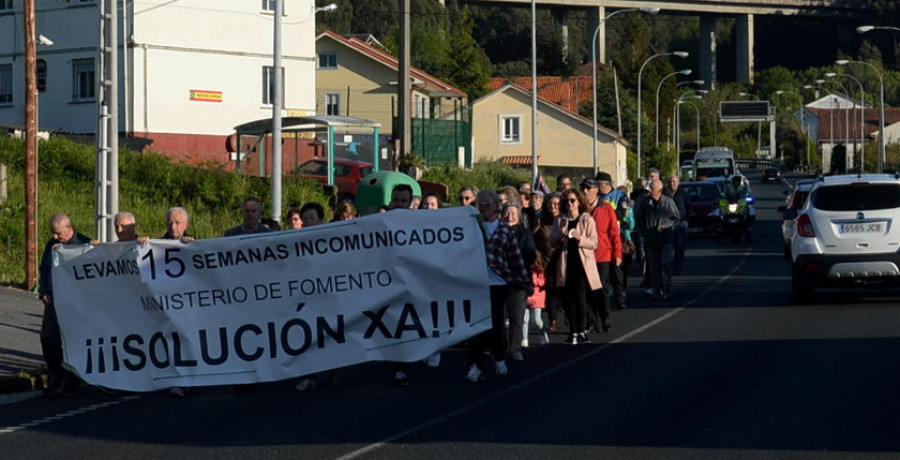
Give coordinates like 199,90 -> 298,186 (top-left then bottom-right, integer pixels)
722,175 -> 748,200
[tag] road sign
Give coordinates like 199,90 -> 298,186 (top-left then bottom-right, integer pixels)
719,101 -> 771,121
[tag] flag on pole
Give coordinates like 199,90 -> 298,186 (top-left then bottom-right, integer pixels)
534,174 -> 551,195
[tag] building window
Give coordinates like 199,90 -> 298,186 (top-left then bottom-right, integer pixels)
36,59 -> 46,93
261,0 -> 275,12
0,1 -> 12,12
325,93 -> 340,116
318,53 -> 337,69
71,58 -> 95,101
500,115 -> 521,144
0,64 -> 12,105
262,66 -> 284,105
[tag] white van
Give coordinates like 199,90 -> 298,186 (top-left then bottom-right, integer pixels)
693,147 -> 736,180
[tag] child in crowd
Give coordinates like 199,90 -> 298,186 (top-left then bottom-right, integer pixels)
523,253 -> 549,347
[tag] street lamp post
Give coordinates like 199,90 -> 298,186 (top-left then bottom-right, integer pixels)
591,7 -> 659,175
739,92 -> 763,155
674,92 -> 702,169
776,89 -> 810,169
637,51 -> 688,177
826,72 -> 866,172
272,2 -> 336,224
656,69 -> 691,147
837,59 -> 885,172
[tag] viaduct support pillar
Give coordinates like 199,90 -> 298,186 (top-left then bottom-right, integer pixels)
699,16 -> 716,90
586,6 -> 606,63
736,14 -> 754,84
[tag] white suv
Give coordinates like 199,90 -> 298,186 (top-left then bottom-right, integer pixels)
791,174 -> 900,303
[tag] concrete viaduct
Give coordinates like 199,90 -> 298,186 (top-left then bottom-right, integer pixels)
457,0 -> 869,86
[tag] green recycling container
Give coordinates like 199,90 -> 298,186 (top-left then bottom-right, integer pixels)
355,171 -> 421,215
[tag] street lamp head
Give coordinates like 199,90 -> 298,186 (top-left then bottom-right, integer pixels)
825,72 -> 837,78
38,34 -> 54,46
677,69 -> 692,76
696,89 -> 709,94
315,3 -> 338,13
856,25 -> 875,34
673,51 -> 689,58
835,59 -> 849,66
693,79 -> 705,86
641,7 -> 661,15
815,79 -> 826,84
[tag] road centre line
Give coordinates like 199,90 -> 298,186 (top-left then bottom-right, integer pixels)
0,395 -> 141,437
335,252 -> 751,460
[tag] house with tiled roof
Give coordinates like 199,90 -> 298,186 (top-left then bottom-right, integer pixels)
472,81 -> 628,184
799,94 -> 900,171
314,31 -> 467,149
487,76 -> 594,115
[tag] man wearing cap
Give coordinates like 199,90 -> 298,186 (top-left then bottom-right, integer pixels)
596,172 -> 629,309
580,178 -> 600,211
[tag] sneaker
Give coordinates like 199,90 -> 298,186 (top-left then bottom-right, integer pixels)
465,364 -> 483,382
169,386 -> 186,398
564,334 -> 579,345
494,359 -> 508,377
579,332 -> 592,344
510,351 -> 524,362
549,320 -> 557,331
394,371 -> 410,387
426,352 -> 441,368
645,287 -> 656,297
295,378 -> 317,392
540,331 -> 550,345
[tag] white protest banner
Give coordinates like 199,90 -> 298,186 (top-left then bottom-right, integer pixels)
52,207 -> 490,392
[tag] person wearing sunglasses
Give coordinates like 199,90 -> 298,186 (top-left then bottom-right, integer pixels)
550,189 -> 602,345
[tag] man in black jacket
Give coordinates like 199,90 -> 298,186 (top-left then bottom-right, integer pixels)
39,213 -> 92,397
667,175 -> 692,275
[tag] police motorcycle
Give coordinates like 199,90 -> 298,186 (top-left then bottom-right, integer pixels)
712,175 -> 756,243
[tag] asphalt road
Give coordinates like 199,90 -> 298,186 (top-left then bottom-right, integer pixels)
2,170 -> 900,459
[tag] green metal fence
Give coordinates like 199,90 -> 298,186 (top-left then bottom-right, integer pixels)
411,106 -> 472,167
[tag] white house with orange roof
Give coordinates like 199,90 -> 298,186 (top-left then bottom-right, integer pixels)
0,0 -> 328,164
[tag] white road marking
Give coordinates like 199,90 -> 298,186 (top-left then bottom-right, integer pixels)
0,395 -> 141,437
335,254 -> 750,460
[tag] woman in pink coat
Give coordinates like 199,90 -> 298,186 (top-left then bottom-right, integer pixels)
551,189 -> 602,345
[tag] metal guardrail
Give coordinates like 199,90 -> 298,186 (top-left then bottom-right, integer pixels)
736,158 -> 779,170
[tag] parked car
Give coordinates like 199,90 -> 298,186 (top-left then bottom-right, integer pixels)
293,157 -> 374,201
791,174 -> 900,303
762,167 -> 782,183
679,181 -> 722,234
778,179 -> 814,260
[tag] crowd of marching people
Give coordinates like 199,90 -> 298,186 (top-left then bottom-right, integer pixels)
37,169 -> 688,397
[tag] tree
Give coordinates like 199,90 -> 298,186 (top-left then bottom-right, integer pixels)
444,5 -> 493,99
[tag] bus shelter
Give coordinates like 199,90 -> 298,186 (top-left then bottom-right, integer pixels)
232,115 -> 381,185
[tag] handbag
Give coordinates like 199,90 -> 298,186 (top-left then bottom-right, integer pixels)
621,239 -> 636,256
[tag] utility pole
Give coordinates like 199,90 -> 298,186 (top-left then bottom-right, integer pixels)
95,0 -> 119,241
24,0 -> 37,290
397,0 -> 411,163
